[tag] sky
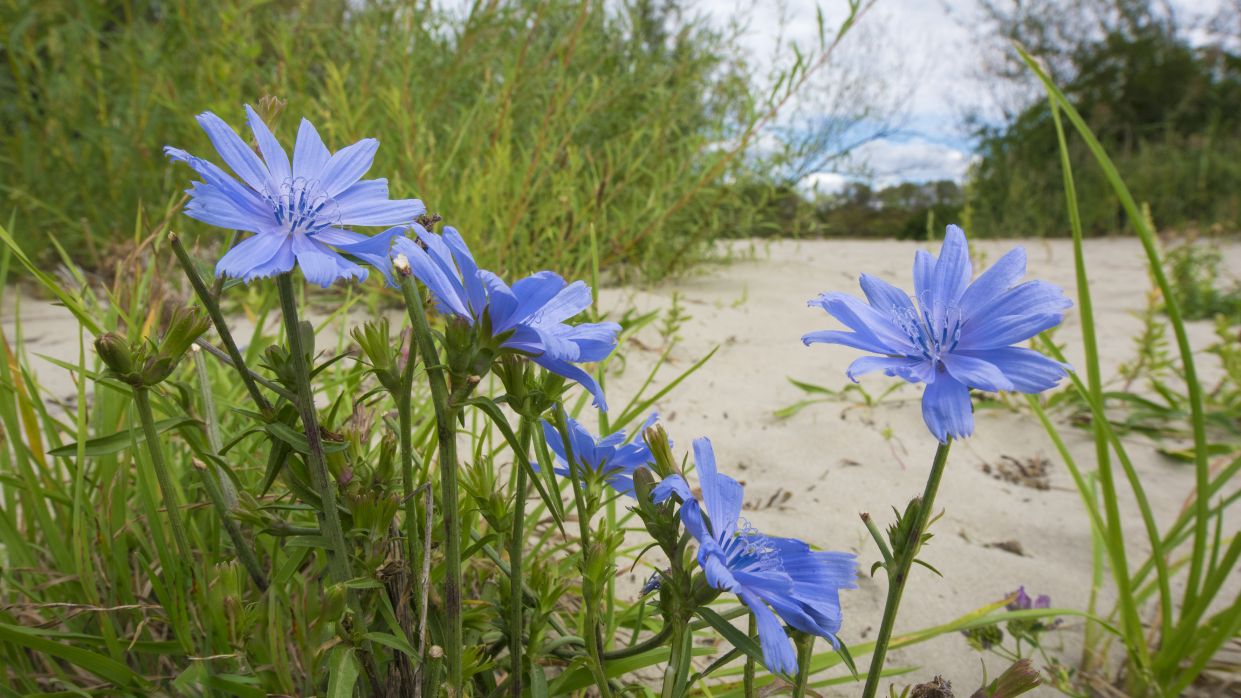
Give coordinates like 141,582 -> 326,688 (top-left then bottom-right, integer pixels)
694,0 -> 1231,193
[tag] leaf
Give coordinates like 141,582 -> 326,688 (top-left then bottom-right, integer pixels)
326,647 -> 360,698
788,377 -> 836,395
0,622 -> 147,688
364,631 -> 418,658
834,638 -> 860,679
463,396 -> 567,537
265,421 -> 349,455
548,645 -> 714,693
48,416 -> 199,457
696,606 -> 767,670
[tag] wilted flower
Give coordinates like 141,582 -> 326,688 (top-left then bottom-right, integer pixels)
540,414 -> 658,497
166,105 -> 423,286
804,225 -> 1071,442
654,438 -> 856,674
392,226 -> 620,409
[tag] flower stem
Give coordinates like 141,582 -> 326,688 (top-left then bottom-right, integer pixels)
133,386 -> 193,567
861,438 -> 952,698
792,631 -> 814,698
743,614 -> 757,698
661,621 -> 692,698
399,274 -> 464,695
397,334 -> 420,589
275,274 -> 353,586
508,416 -> 533,698
192,459 -> 268,591
169,233 -> 272,415
552,406 -> 612,698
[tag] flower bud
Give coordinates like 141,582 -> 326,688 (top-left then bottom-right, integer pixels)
644,424 -> 676,478
158,306 -> 211,363
351,319 -> 402,393
94,332 -> 135,376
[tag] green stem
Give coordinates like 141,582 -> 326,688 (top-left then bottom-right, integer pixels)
399,273 -> 463,694
397,336 -> 420,593
861,439 -> 952,698
133,387 -> 193,567
169,233 -> 271,415
275,274 -> 352,585
192,459 -> 268,591
792,632 -> 814,698
508,417 -> 533,698
552,406 -> 612,698
743,614 -> 757,698
661,621 -> 692,698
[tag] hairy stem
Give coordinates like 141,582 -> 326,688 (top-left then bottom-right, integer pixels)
275,274 -> 353,585
169,233 -> 271,415
192,459 -> 268,591
792,632 -> 814,698
743,614 -> 757,698
861,439 -> 952,698
133,387 -> 193,567
552,406 -> 612,698
508,416 -> 533,697
399,274 -> 463,694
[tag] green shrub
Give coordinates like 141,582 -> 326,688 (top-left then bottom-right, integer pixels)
1,0 -> 768,281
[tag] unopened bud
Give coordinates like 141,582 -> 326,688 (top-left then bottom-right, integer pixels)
94,332 -> 134,375
158,307 -> 211,364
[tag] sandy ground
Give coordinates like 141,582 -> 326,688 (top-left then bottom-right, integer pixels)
4,236 -> 1240,695
595,237 -> 1241,695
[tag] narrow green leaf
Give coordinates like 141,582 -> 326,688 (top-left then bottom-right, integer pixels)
0,623 -> 147,689
48,416 -> 199,457
696,606 -> 767,671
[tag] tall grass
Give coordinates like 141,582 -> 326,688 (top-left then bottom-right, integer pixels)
1020,45 -> 1241,696
2,0 -> 787,281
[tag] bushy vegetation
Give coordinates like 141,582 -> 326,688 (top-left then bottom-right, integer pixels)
1,0 -> 792,281
967,0 -> 1241,237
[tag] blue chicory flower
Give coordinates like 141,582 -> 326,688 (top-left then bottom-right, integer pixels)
653,438 -> 857,674
540,413 -> 659,497
166,105 -> 424,287
392,226 -> 620,410
803,224 -> 1072,442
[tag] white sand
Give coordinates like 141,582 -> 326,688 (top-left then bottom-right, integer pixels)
597,237 -> 1241,695
5,236 -> 1239,695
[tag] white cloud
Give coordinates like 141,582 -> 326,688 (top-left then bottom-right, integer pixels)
852,138 -> 975,185
697,0 -> 1225,188
797,171 -> 849,194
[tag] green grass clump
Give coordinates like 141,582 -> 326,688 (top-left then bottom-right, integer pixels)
2,0 -> 773,281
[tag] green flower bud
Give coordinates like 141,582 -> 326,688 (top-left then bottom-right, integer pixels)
644,424 -> 676,478
351,319 -> 403,394
158,306 -> 211,363
94,332 -> 135,376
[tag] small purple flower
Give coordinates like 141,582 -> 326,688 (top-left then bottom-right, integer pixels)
166,105 -> 423,287
654,438 -> 856,674
540,413 -> 659,496
803,225 -> 1072,442
1007,586 -> 1051,611
392,227 -> 620,409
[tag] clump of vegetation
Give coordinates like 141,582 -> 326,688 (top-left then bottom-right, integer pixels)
1,0 -> 802,281
966,0 -> 1241,238
1165,239 -> 1241,322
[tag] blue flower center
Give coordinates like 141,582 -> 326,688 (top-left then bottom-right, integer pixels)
890,301 -> 964,364
266,177 -> 340,237
722,518 -> 779,572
